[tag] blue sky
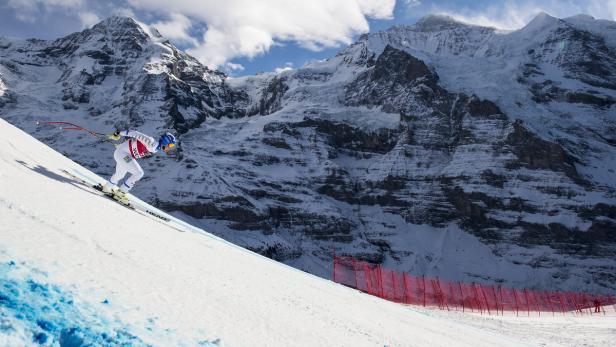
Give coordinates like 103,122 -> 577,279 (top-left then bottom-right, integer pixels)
1,0 -> 614,76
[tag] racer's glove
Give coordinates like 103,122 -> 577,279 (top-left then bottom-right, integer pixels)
108,131 -> 121,141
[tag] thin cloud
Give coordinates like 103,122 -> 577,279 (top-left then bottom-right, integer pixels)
403,0 -> 421,7
7,0 -> 84,22
79,11 -> 101,28
225,62 -> 245,71
587,0 -> 616,20
111,7 -> 136,18
274,62 -> 293,74
128,0 -> 396,68
427,0 -> 616,30
151,13 -> 198,45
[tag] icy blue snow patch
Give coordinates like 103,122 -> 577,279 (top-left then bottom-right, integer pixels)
0,259 -> 225,346
0,260 -> 149,346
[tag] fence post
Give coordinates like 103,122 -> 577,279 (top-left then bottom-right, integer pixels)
351,258 -> 359,289
448,282 -> 457,311
569,293 -> 581,315
436,279 -> 443,310
557,292 -> 566,315
472,284 -> 483,314
571,293 -> 579,314
439,279 -> 449,311
432,278 -> 447,310
489,286 -> 500,315
403,273 -> 411,305
364,264 -> 372,294
581,293 -> 590,314
531,290 -> 540,316
377,265 -> 384,298
431,279 -> 439,309
332,253 -> 336,283
391,270 -> 397,302
576,293 -> 587,315
498,286 -> 505,315
512,288 -> 520,316
458,282 -> 465,313
479,284 -> 491,315
545,291 -> 555,316
523,289 -> 531,316
422,276 -> 426,307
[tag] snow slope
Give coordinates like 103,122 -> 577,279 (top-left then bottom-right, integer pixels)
1,120 -> 615,346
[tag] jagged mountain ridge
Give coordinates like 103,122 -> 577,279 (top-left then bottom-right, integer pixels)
1,14 -> 615,293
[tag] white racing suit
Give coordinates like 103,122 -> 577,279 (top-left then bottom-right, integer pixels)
109,130 -> 158,192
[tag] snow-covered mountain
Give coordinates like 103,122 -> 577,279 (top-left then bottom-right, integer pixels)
1,14 -> 615,293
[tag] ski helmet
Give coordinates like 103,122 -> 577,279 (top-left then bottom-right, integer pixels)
158,132 -> 177,151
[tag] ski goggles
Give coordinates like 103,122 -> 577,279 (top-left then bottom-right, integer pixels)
162,143 -> 175,150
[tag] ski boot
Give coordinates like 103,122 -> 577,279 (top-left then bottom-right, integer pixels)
101,182 -> 116,195
111,189 -> 131,206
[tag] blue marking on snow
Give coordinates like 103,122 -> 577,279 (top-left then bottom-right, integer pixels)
0,259 -> 225,346
0,260 -> 150,346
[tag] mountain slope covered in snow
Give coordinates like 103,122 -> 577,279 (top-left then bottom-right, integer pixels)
1,14 -> 615,294
2,118 -> 616,346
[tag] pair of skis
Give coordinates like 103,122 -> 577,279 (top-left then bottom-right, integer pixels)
61,169 -> 187,231
92,182 -> 136,210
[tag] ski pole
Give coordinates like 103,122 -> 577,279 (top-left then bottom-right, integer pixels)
36,121 -> 116,145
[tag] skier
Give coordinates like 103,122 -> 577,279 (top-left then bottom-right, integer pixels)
102,129 -> 177,204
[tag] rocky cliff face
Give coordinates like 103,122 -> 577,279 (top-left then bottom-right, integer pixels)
1,14 -> 615,293
0,17 -> 246,133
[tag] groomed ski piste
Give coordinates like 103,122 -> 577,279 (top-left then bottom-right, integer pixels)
1,118 -> 615,346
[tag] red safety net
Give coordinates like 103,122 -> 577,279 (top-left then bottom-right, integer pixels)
333,255 -> 616,316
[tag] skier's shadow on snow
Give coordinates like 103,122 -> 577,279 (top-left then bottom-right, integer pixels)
15,160 -> 102,198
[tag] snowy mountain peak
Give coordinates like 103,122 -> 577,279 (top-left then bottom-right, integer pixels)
92,16 -> 144,33
522,11 -> 561,32
88,16 -> 152,44
92,16 -> 164,40
24,15 -> 157,63
413,14 -> 477,31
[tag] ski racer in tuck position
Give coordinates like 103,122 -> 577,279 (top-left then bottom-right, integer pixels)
103,129 -> 177,204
